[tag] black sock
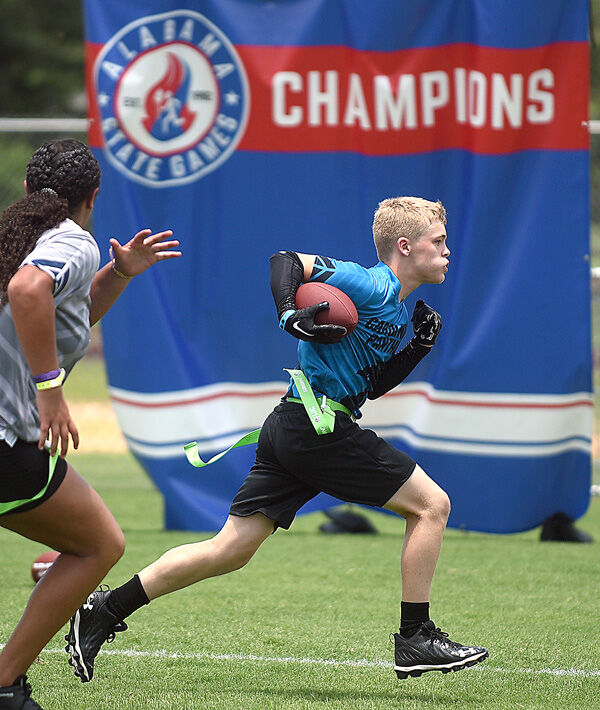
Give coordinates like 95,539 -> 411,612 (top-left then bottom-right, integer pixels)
106,574 -> 150,620
400,601 -> 430,637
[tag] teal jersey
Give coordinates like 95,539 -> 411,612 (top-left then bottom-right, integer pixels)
291,256 -> 408,417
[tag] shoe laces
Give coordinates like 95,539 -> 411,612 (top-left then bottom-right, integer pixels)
390,623 -> 449,643
430,627 -> 449,640
423,622 -> 452,647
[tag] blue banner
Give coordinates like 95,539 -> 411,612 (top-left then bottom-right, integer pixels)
83,0 -> 591,532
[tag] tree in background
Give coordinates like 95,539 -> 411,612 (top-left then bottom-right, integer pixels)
0,0 -> 84,116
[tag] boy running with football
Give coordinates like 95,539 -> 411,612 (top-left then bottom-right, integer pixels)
67,196 -> 488,683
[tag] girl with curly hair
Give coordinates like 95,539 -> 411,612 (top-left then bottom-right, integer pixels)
0,139 -> 180,709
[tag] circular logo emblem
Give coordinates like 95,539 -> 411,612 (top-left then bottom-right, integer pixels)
95,11 -> 249,188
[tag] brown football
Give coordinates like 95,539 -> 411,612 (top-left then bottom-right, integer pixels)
31,550 -> 60,584
296,282 -> 358,338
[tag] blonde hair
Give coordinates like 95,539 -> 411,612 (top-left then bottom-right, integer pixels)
372,196 -> 447,261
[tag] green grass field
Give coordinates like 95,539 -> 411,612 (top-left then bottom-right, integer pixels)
62,328 -> 109,403
1,448 -> 599,710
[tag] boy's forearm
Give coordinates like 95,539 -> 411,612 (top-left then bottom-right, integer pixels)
368,339 -> 431,399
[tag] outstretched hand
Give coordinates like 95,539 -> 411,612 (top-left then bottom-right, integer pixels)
109,229 -> 181,278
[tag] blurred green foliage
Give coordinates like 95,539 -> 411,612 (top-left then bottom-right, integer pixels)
0,1 -> 86,213
0,135 -> 44,213
0,0 -> 84,116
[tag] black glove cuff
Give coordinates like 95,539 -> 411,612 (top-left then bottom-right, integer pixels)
367,338 -> 431,400
270,251 -> 305,320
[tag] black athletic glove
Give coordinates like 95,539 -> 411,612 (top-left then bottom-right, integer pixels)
411,300 -> 442,346
271,251 -> 346,344
279,302 -> 347,344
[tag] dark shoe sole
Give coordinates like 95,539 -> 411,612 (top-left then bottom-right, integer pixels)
395,650 -> 489,679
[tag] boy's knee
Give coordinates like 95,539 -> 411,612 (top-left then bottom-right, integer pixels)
406,485 -> 450,526
432,489 -> 451,523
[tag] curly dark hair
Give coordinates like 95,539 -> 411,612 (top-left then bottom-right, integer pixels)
0,139 -> 101,303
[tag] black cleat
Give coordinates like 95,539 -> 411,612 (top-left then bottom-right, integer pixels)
64,586 -> 128,683
393,621 -> 488,679
0,675 -> 43,709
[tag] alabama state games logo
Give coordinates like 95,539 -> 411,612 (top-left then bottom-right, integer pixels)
94,10 -> 249,187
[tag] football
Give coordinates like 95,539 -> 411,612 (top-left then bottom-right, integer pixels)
31,550 -> 60,584
296,282 -> 358,337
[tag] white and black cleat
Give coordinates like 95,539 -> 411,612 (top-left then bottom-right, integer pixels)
393,621 -> 488,679
64,585 -> 127,682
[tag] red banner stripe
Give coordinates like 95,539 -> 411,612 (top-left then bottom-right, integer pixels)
86,41 -> 589,155
85,41 -> 103,148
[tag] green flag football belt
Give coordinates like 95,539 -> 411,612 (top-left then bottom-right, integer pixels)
184,369 -> 354,468
0,449 -> 60,515
282,368 -> 354,433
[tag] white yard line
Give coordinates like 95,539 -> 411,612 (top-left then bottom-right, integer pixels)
35,647 -> 600,678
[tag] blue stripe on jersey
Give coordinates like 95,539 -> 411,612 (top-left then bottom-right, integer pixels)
54,267 -> 71,296
31,258 -> 65,269
292,258 -> 408,416
310,255 -> 336,283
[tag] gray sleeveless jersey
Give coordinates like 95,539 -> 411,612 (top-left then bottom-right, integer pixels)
0,219 -> 100,444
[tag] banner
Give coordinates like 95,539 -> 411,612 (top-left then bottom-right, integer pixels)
82,0 -> 591,533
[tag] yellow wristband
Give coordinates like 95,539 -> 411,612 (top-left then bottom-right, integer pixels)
111,263 -> 132,280
35,368 -> 66,391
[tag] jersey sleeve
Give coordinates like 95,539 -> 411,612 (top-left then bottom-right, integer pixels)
308,255 -> 376,308
21,232 -> 100,299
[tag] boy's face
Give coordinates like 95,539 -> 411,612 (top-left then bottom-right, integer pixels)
408,221 -> 450,284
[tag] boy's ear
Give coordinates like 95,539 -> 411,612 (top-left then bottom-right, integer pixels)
397,236 -> 411,256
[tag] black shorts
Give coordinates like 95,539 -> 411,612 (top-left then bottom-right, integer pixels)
0,438 -> 68,516
229,401 -> 416,529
